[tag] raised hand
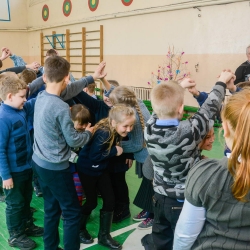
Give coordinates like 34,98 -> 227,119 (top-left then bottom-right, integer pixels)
188,86 -> 200,97
26,61 -> 40,71
218,70 -> 235,84
180,78 -> 196,89
0,49 -> 10,61
92,61 -> 107,80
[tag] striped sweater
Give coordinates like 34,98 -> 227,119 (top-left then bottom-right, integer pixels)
186,157 -> 250,249
144,82 -> 226,200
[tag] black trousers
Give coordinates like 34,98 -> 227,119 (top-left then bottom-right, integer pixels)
32,161 -> 81,250
109,171 -> 129,206
152,193 -> 183,250
78,171 -> 115,215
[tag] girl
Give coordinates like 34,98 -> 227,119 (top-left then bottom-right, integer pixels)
69,104 -> 92,205
105,83 -> 153,229
73,80 -> 134,223
76,105 -> 136,250
173,88 -> 250,249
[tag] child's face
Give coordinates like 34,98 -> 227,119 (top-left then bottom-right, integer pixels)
112,115 -> 135,137
7,89 -> 27,109
73,121 -> 88,132
198,128 -> 215,151
103,94 -> 113,107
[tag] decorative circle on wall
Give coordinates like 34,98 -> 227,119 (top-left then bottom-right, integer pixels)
42,4 -> 49,21
88,0 -> 99,12
122,0 -> 133,6
63,0 -> 72,17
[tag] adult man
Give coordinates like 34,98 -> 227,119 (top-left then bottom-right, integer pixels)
234,45 -> 250,84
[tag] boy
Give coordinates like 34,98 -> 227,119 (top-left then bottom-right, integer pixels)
144,71 -> 234,250
32,56 -> 106,250
0,74 -> 44,250
83,82 -> 99,99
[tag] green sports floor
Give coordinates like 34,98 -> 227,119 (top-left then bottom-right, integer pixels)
0,128 -> 225,250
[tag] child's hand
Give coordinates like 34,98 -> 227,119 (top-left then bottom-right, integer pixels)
26,61 -> 40,71
188,86 -> 200,97
3,178 -> 14,190
92,61 -> 107,80
226,75 -> 237,92
218,70 -> 235,84
2,47 -> 12,56
126,159 -> 133,168
116,146 -> 123,156
0,49 -> 10,61
180,78 -> 196,89
85,123 -> 94,133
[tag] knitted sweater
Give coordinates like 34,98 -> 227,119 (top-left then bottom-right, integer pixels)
32,76 -> 94,170
186,157 -> 250,250
144,82 -> 226,200
0,100 -> 35,180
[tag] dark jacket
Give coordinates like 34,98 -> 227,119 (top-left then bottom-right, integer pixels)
77,129 -> 118,176
0,101 -> 35,180
234,61 -> 250,84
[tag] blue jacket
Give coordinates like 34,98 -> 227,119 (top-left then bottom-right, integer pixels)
0,100 -> 35,180
73,90 -> 110,125
77,129 -> 118,176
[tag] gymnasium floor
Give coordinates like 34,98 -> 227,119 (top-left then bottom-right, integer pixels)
0,128 -> 224,250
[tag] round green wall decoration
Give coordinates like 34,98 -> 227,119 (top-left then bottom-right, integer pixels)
88,0 -> 99,12
63,0 -> 72,17
122,0 -> 133,6
42,4 -> 49,21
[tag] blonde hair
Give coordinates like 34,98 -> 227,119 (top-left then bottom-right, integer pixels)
0,74 -> 27,100
109,86 -> 145,131
221,88 -> 250,201
93,104 -> 135,154
150,81 -> 184,118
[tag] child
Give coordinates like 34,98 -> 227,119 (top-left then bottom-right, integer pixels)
69,104 -> 92,205
31,56 -> 106,250
0,74 -> 43,250
174,87 -> 250,250
76,105 -> 136,249
106,84 -> 153,229
144,71 -> 234,250
83,82 -> 99,99
19,69 -> 37,86
73,80 -> 135,223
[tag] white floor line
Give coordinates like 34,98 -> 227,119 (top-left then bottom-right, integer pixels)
80,222 -> 141,249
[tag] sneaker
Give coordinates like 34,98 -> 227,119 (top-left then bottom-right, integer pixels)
132,210 -> 149,221
25,225 -> 44,237
8,234 -> 36,249
137,218 -> 154,230
34,187 -> 43,197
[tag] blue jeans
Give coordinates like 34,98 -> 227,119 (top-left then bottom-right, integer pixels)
32,161 -> 81,250
152,193 -> 183,250
4,169 -> 33,234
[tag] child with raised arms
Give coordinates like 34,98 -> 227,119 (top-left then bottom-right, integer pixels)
32,56 -> 106,250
